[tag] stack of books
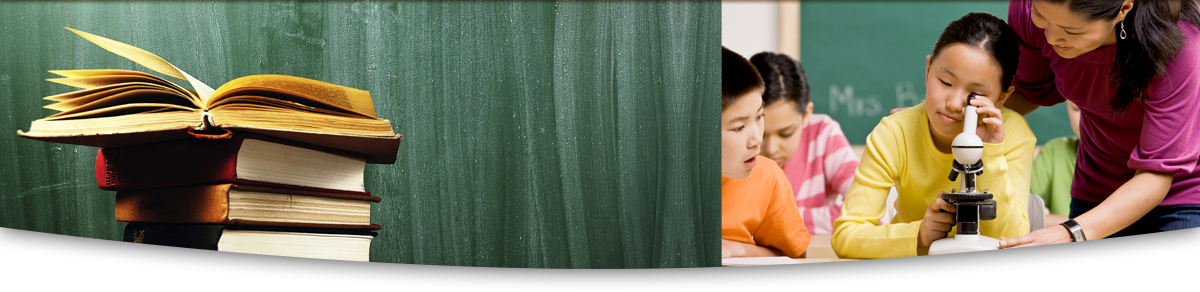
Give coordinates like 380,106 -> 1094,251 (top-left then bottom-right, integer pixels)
18,28 -> 401,262
104,135 -> 382,261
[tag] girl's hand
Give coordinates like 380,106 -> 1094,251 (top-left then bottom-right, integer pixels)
970,96 -> 1005,144
918,192 -> 957,255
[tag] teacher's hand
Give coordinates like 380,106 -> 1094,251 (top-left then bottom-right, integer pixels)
999,224 -> 1072,248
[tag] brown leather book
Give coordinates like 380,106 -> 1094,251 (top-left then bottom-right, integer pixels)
115,183 -> 382,230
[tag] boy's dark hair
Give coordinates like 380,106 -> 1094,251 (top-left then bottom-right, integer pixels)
750,52 -> 810,115
723,46 -> 765,110
1045,0 -> 1200,113
931,12 -> 1020,92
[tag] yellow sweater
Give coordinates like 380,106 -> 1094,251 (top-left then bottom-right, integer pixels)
832,103 -> 1035,259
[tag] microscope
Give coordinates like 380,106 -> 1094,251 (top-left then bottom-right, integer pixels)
928,93 -> 1000,255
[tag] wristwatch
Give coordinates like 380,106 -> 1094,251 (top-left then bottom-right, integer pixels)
1060,219 -> 1087,242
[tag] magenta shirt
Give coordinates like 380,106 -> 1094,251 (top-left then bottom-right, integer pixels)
1009,0 -> 1200,206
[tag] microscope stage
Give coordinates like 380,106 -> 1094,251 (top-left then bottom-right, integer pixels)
928,234 -> 1000,255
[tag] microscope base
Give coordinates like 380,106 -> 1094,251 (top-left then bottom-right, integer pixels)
928,234 -> 999,255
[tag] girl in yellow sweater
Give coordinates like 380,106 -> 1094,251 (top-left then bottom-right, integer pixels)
832,12 -> 1035,259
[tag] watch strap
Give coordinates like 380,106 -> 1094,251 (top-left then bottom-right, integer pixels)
1060,219 -> 1086,242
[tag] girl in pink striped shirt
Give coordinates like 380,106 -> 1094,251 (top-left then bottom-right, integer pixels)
750,52 -> 861,235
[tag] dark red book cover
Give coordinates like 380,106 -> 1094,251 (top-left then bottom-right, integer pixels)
95,133 -> 370,195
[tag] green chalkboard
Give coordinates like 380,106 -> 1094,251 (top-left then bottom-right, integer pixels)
0,1 -> 720,268
801,1 -> 1074,145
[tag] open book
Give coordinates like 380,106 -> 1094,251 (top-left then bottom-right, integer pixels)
17,28 -> 402,164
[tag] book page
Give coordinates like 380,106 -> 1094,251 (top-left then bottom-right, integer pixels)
45,88 -> 198,119
44,72 -> 199,111
65,27 -> 215,102
211,75 -> 376,118
23,110 -> 202,134
52,69 -> 165,78
44,103 -> 199,121
210,106 -> 393,135
44,84 -> 188,112
48,70 -> 195,98
208,95 -> 365,118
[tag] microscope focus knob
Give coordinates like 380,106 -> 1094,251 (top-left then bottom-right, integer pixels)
980,199 -> 997,221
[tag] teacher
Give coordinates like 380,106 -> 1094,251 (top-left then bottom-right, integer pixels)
1000,0 -> 1200,247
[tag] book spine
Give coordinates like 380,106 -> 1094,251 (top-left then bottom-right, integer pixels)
95,148 -> 118,189
115,184 -> 231,223
123,223 -> 224,250
95,134 -> 372,195
123,223 -> 380,253
117,184 -> 379,229
96,138 -> 243,191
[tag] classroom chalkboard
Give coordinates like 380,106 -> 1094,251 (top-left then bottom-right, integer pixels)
800,1 -> 1074,145
0,1 -> 720,268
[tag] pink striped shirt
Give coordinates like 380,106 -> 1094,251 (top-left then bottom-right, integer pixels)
781,114 -> 859,235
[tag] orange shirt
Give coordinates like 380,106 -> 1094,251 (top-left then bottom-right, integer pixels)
722,156 -> 811,257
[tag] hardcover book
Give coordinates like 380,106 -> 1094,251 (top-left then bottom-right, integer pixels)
17,28 -> 402,164
125,223 -> 377,262
97,134 -> 370,194
115,184 -> 382,229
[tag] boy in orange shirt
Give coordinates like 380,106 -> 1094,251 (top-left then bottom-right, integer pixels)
721,47 -> 810,258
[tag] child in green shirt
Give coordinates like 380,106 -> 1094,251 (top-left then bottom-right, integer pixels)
1030,100 -> 1081,227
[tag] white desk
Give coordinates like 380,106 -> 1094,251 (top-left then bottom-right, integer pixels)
748,234 -> 1171,270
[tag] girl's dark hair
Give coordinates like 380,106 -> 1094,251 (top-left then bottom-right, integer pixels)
931,12 -> 1021,92
749,52 -> 811,115
723,46 -> 765,110
1045,0 -> 1200,113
